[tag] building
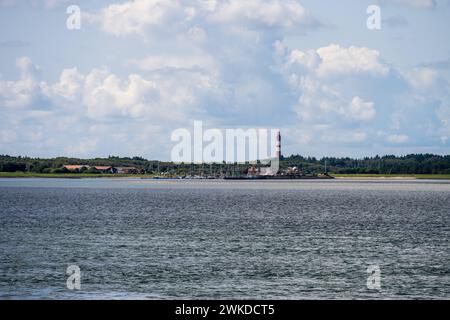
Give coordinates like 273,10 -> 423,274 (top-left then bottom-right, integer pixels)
248,166 -> 258,176
246,130 -> 282,177
115,167 -> 138,174
259,166 -> 278,176
63,165 -> 137,174
63,165 -> 90,171
287,167 -> 299,175
276,130 -> 281,158
93,166 -> 115,173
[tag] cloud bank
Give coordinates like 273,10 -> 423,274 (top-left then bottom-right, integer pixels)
0,0 -> 449,158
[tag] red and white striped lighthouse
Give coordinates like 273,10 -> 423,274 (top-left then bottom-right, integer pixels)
275,130 -> 281,158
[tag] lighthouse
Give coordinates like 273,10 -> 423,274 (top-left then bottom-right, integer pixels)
275,130 -> 281,159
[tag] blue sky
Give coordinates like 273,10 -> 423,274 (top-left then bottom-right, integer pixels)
1,0 -> 450,160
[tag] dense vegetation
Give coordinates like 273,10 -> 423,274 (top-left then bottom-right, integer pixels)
283,154 -> 450,174
1,154 -> 450,175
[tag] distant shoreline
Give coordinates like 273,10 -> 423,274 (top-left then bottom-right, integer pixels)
331,174 -> 450,180
333,176 -> 417,180
1,172 -> 450,180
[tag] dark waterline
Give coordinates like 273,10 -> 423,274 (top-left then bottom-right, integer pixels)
0,179 -> 449,299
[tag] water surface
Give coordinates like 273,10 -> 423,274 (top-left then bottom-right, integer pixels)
0,178 -> 449,299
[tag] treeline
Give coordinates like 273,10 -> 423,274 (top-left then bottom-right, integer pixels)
0,155 -> 154,174
1,154 -> 450,174
282,154 -> 450,174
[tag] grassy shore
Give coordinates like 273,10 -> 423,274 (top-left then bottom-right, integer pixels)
1,172 -> 450,180
0,172 -> 157,179
330,173 -> 450,180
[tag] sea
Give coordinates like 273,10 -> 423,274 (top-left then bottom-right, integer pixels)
0,178 -> 449,299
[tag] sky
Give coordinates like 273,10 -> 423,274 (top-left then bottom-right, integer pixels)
0,0 -> 450,160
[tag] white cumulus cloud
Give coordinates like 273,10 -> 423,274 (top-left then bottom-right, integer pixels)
387,134 -> 410,143
315,44 -> 389,78
401,67 -> 439,89
86,0 -> 319,36
381,0 -> 436,8
348,96 -> 376,121
208,0 -> 317,28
